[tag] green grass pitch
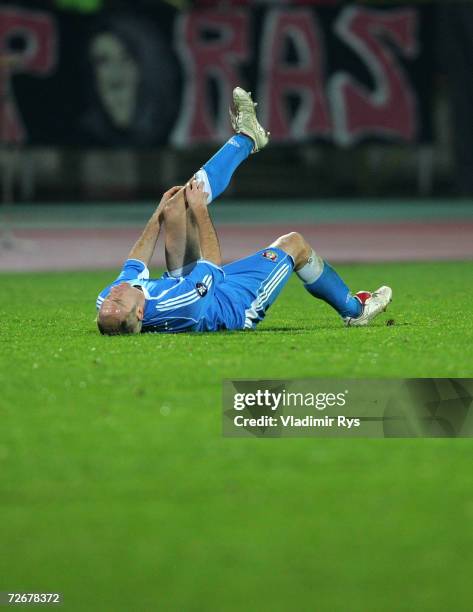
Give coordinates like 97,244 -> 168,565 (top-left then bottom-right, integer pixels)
1,260 -> 472,611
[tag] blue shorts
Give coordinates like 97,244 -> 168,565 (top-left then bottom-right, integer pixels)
219,247 -> 294,330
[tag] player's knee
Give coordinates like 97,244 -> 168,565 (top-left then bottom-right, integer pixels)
273,231 -> 305,252
286,231 -> 305,245
272,232 -> 310,266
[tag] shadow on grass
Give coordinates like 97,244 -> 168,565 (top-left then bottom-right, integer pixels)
258,325 -> 334,333
85,320 -> 410,338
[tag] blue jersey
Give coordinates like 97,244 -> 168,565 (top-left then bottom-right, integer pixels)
96,249 -> 294,333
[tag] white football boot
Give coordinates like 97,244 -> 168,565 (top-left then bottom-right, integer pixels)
229,87 -> 270,153
345,286 -> 393,327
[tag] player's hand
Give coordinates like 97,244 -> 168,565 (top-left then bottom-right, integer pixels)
185,180 -> 208,211
157,185 -> 184,214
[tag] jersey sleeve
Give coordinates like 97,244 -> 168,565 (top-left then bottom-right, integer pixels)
96,259 -> 149,309
116,259 -> 150,282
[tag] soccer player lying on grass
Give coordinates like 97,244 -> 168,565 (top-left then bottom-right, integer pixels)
96,87 -> 392,335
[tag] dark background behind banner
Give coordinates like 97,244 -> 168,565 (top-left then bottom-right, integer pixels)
3,4 -> 180,146
4,3 -> 434,147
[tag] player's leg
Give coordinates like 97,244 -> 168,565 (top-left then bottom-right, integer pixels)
271,232 -> 361,319
271,232 -> 392,325
194,87 -> 269,204
161,189 -> 201,276
162,86 -> 267,274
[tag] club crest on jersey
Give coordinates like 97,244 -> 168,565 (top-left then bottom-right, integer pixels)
262,250 -> 278,262
195,282 -> 208,297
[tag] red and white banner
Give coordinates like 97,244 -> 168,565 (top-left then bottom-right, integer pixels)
0,4 -> 433,147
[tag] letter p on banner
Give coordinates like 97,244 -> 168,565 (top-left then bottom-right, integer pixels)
0,7 -> 57,143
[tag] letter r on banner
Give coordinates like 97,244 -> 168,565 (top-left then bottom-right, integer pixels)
172,10 -> 249,145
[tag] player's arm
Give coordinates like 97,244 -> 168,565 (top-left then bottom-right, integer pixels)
185,180 -> 222,266
127,186 -> 182,266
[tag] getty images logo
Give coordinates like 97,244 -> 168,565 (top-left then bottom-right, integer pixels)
233,389 -> 348,412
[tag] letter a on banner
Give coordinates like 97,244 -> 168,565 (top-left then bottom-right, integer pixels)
258,9 -> 332,141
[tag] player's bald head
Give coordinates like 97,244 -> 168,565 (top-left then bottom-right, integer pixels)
97,283 -> 145,335
97,305 -> 141,335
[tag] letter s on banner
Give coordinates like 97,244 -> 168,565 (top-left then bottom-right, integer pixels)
329,7 -> 419,147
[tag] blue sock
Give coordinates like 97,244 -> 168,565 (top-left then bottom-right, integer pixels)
304,262 -> 362,318
197,134 -> 253,202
